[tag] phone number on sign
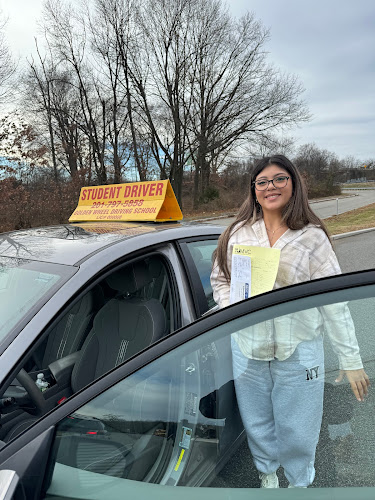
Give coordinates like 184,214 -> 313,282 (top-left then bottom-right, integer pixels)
91,200 -> 145,208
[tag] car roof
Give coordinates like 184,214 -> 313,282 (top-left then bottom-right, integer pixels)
0,221 -> 223,266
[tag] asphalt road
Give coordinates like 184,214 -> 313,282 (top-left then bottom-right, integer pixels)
334,231 -> 375,273
313,189 -> 375,219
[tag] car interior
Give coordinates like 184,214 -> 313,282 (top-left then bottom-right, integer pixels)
185,240 -> 218,310
0,254 -> 176,443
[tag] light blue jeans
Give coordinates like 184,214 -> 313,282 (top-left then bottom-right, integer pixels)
232,335 -> 324,487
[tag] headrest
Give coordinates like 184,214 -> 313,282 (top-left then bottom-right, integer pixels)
70,284 -> 104,315
106,261 -> 151,294
147,257 -> 164,278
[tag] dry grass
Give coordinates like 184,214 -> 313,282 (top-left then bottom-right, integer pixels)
341,182 -> 375,188
325,203 -> 375,235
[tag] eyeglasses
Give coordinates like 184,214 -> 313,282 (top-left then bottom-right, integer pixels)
253,175 -> 290,191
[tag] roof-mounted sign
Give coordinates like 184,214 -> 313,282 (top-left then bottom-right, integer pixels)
69,180 -> 183,223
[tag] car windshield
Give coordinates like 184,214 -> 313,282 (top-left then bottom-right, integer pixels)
0,257 -> 75,346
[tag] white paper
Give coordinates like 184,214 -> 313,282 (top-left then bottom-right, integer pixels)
230,253 -> 251,304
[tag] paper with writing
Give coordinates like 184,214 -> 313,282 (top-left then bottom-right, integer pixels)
230,252 -> 251,304
230,245 -> 281,303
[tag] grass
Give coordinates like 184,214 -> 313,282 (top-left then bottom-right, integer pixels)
325,203 -> 375,235
341,182 -> 375,188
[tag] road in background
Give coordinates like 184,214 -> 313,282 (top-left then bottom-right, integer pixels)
313,189 -> 375,218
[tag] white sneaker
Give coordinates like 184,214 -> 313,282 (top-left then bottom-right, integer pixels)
288,484 -> 307,488
259,471 -> 279,488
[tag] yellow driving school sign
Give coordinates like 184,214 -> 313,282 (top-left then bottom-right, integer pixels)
69,180 -> 183,223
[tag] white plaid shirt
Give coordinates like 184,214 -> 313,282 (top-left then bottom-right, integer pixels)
211,219 -> 363,370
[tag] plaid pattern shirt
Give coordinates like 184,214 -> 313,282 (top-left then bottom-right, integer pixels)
211,219 -> 363,370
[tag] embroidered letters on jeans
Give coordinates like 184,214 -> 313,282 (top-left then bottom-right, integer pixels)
306,366 -> 319,380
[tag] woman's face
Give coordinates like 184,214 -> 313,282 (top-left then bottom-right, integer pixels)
254,164 -> 293,215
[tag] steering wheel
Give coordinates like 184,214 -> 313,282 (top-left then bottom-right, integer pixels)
16,369 -> 47,417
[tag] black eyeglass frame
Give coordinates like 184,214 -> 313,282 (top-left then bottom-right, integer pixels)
253,176 -> 290,191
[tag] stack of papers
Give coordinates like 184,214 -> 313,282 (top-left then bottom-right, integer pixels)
230,245 -> 281,304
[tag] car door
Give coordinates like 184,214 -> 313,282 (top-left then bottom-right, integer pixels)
0,269 -> 375,499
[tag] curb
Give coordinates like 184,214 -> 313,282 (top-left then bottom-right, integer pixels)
309,194 -> 358,203
332,227 -> 375,240
187,213 -> 236,223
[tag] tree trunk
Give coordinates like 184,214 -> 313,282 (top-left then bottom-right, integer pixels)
193,160 -> 201,209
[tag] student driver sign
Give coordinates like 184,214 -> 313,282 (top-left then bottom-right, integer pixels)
69,180 -> 183,222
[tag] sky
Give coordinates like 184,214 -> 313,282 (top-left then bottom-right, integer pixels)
1,0 -> 374,161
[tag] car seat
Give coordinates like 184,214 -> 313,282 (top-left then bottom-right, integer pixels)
70,260 -> 167,393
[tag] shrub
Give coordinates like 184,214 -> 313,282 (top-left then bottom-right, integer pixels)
200,186 -> 220,204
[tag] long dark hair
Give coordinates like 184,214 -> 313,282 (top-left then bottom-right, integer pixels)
214,154 -> 331,282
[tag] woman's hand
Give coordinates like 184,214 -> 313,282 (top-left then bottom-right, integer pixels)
335,369 -> 370,402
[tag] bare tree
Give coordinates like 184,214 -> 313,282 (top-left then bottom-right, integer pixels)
0,15 -> 16,106
363,159 -> 375,170
341,155 -> 363,170
294,143 -> 337,178
184,4 -> 310,206
88,0 -> 138,182
134,0 -> 195,200
133,0 -> 310,206
22,42 -> 89,182
22,0 -> 310,206
26,41 -> 59,181
243,132 -> 296,159
294,143 -> 341,197
42,0 -> 109,183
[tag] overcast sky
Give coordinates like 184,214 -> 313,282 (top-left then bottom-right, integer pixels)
1,0 -> 374,161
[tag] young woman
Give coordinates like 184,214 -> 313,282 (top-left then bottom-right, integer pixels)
211,154 -> 369,488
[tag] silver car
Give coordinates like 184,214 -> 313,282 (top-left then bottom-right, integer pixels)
0,222 -> 374,499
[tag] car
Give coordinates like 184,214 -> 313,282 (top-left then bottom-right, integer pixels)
0,182 -> 374,498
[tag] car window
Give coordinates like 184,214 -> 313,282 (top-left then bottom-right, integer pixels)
42,282 -> 375,497
0,253 -> 178,444
0,257 -> 75,346
181,239 -> 218,312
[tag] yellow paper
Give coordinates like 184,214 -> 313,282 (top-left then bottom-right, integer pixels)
232,245 -> 280,297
